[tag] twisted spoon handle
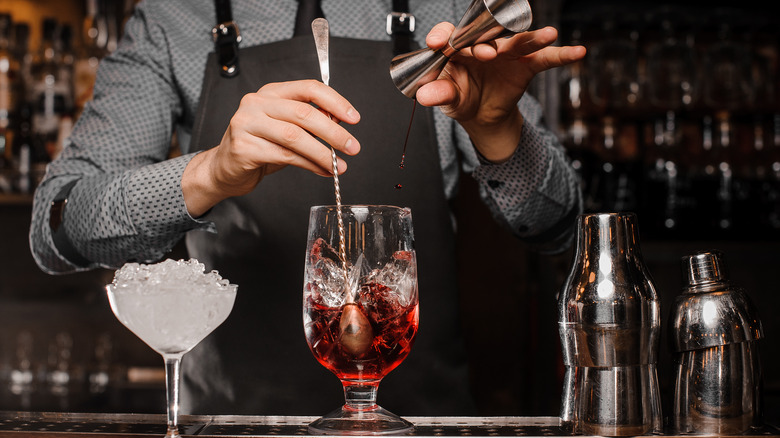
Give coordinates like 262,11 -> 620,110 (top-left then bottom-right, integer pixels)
312,18 -> 349,298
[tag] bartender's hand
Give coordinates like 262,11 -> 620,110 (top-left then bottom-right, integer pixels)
182,80 -> 361,217
416,24 -> 586,163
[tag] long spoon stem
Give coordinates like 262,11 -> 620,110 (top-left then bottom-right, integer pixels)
312,18 -> 350,299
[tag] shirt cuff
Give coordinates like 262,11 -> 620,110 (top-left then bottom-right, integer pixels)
471,119 -> 580,252
472,119 -> 549,209
125,153 -> 216,237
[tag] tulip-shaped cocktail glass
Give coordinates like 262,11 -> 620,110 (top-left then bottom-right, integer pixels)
304,205 -> 418,435
107,259 -> 237,438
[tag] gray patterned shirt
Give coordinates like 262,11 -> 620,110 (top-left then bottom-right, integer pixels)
30,0 -> 581,274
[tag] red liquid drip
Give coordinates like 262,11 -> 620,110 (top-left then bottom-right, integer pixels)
395,99 -> 417,189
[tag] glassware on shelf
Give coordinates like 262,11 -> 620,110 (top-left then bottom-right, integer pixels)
702,21 -> 754,113
646,15 -> 698,112
74,0 -> 109,118
556,4 -> 777,239
9,331 -> 35,398
587,14 -> 641,113
0,13 -> 20,174
587,116 -> 641,213
304,205 -> 418,436
584,12 -> 643,215
558,20 -> 599,211
736,19 -> 779,236
29,18 -> 72,166
88,332 -> 114,395
643,12 -> 700,234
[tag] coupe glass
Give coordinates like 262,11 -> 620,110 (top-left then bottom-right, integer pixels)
106,259 -> 237,438
303,205 -> 418,435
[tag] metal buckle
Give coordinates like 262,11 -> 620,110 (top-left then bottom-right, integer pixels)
211,21 -> 242,44
386,12 -> 415,35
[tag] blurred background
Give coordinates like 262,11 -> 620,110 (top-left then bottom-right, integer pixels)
0,0 -> 778,426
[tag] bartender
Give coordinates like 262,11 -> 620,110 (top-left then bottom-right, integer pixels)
29,0 -> 585,416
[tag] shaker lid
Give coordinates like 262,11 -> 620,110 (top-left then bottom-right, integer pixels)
682,251 -> 727,286
671,251 -> 763,352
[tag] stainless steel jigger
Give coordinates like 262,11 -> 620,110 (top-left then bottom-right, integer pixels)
389,0 -> 533,98
670,251 -> 764,435
558,213 -> 663,436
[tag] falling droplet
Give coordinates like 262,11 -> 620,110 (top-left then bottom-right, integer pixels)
395,99 -> 416,190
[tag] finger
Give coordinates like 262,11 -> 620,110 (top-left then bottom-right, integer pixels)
263,140 -> 348,176
317,107 -> 342,124
499,26 -> 560,57
262,80 -> 361,126
471,40 -> 499,61
415,78 -> 459,108
246,89 -> 361,156
276,99 -> 360,155
246,110 -> 352,174
525,45 -> 588,75
228,94 -> 351,176
262,140 -> 349,177
425,22 -> 456,50
230,119 -> 348,177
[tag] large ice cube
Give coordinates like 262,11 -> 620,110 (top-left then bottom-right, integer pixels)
362,251 -> 416,306
309,256 -> 347,308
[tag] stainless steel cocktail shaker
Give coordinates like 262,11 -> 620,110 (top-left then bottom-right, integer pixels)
558,212 -> 662,436
670,250 -> 764,434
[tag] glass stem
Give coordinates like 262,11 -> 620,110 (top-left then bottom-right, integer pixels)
164,354 -> 183,438
342,381 -> 379,411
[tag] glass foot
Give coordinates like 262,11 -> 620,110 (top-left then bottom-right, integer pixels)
308,405 -> 414,436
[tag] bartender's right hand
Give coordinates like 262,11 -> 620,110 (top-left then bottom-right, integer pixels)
181,80 -> 361,217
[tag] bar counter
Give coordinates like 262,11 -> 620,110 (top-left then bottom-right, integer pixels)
1,412 -> 779,437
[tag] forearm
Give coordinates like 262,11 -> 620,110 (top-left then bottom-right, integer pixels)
468,101 -> 582,253
462,107 -> 524,164
30,154 -> 213,274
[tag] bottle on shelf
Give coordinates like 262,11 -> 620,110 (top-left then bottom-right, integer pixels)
0,13 -> 20,171
29,18 -> 73,168
11,22 -> 32,99
11,102 -> 34,194
74,0 -> 109,118
558,21 -> 599,211
57,24 -> 75,113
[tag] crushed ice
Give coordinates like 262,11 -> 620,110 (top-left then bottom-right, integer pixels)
111,259 -> 235,293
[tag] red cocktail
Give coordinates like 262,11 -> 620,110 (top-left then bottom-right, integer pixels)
305,275 -> 419,381
304,206 -> 418,435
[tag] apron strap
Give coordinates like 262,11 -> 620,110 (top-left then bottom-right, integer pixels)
212,0 -> 242,77
388,0 -> 414,55
211,0 -> 415,78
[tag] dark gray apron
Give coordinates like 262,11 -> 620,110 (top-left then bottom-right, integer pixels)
181,25 -> 473,415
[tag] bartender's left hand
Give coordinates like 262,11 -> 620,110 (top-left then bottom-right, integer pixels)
415,24 -> 586,163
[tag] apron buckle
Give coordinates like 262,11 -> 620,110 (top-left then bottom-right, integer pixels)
211,21 -> 243,43
386,12 -> 415,35
211,21 -> 242,77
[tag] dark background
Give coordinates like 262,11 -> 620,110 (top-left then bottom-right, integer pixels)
0,0 -> 778,429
